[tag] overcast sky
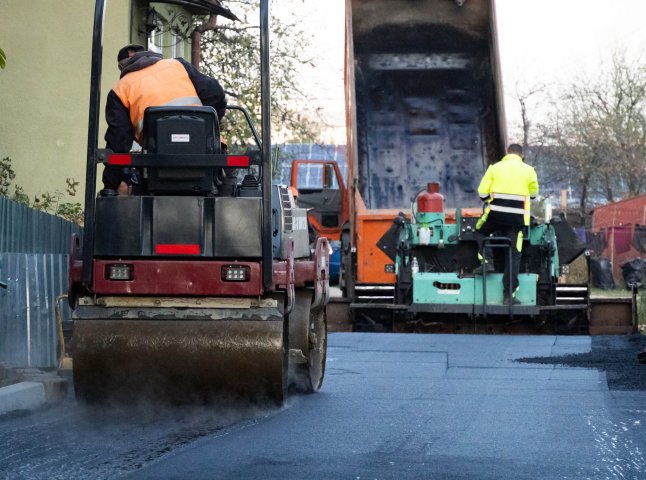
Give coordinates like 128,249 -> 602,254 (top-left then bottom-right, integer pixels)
496,0 -> 646,135
276,0 -> 646,144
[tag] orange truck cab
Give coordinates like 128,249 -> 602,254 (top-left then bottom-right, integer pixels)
290,160 -> 348,242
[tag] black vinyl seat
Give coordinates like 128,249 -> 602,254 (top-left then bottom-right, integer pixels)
143,106 -> 221,195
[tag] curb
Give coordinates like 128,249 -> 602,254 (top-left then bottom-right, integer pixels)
0,374 -> 69,416
0,382 -> 46,415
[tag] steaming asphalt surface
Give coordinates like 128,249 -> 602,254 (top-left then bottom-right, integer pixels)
0,394 -> 273,479
1,333 -> 645,479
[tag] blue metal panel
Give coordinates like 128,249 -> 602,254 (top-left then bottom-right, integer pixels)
0,197 -> 82,254
0,253 -> 70,368
0,198 -> 79,367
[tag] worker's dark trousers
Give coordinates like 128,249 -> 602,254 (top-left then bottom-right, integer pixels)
216,168 -> 238,196
475,220 -> 522,296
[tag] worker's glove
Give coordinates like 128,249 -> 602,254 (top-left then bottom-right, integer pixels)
121,168 -> 140,187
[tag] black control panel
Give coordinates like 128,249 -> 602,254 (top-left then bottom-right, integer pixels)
458,216 -> 479,241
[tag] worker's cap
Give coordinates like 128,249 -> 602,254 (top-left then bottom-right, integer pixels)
117,44 -> 145,62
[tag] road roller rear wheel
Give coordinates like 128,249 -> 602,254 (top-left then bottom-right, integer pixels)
302,306 -> 326,393
288,289 -> 327,393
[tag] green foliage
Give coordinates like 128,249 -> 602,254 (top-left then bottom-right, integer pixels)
65,177 -> 80,196
0,46 -> 6,69
55,178 -> 84,224
12,185 -> 30,205
198,0 -> 321,149
0,157 -> 84,224
56,201 -> 84,225
0,157 -> 16,195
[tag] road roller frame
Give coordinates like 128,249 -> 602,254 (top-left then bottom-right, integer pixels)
69,0 -> 330,405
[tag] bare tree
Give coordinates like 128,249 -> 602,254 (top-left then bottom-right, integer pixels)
534,49 -> 646,209
590,51 -> 646,198
197,0 -> 322,147
511,81 -> 547,155
547,85 -> 608,209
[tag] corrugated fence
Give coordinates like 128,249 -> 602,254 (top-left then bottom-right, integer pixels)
591,194 -> 646,282
0,197 -> 82,368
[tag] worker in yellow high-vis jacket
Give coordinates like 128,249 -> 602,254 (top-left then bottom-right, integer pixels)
473,144 -> 539,305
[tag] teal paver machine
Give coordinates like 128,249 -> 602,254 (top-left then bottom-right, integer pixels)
379,183 -> 589,333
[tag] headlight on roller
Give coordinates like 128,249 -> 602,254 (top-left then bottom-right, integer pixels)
107,264 -> 133,281
221,265 -> 250,282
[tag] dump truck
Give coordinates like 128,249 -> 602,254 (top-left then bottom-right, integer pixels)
68,0 -> 329,404
338,0 -> 593,332
340,0 -> 506,328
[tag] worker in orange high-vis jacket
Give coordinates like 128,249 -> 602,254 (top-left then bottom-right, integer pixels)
473,143 -> 539,305
103,44 -> 228,194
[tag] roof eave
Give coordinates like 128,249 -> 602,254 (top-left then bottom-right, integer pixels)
153,0 -> 239,21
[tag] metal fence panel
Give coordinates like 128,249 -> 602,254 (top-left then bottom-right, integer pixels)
0,197 -> 80,368
0,197 -> 82,254
0,253 -> 70,368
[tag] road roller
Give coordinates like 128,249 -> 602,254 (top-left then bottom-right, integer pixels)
68,0 -> 329,404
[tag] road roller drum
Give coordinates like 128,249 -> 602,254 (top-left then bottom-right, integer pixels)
73,315 -> 286,404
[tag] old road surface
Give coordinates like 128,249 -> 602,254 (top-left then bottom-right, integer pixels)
1,333 -> 645,480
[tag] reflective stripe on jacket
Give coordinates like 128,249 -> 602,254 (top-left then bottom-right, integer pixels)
112,59 -> 202,143
477,154 -> 539,226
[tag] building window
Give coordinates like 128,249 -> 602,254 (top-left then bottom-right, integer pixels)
147,19 -> 164,54
171,29 -> 185,58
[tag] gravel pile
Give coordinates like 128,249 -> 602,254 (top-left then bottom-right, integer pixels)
518,334 -> 646,390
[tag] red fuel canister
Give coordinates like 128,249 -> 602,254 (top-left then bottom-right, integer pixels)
417,182 -> 444,213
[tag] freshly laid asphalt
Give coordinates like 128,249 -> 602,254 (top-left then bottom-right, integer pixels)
127,333 -> 646,480
2,333 -> 645,479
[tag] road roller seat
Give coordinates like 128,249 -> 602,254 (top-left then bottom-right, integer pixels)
143,106 -> 221,195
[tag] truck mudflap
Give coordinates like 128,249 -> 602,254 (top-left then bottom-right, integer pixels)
72,300 -> 286,405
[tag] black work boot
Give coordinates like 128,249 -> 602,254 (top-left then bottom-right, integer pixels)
473,264 -> 495,275
503,296 -> 521,306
